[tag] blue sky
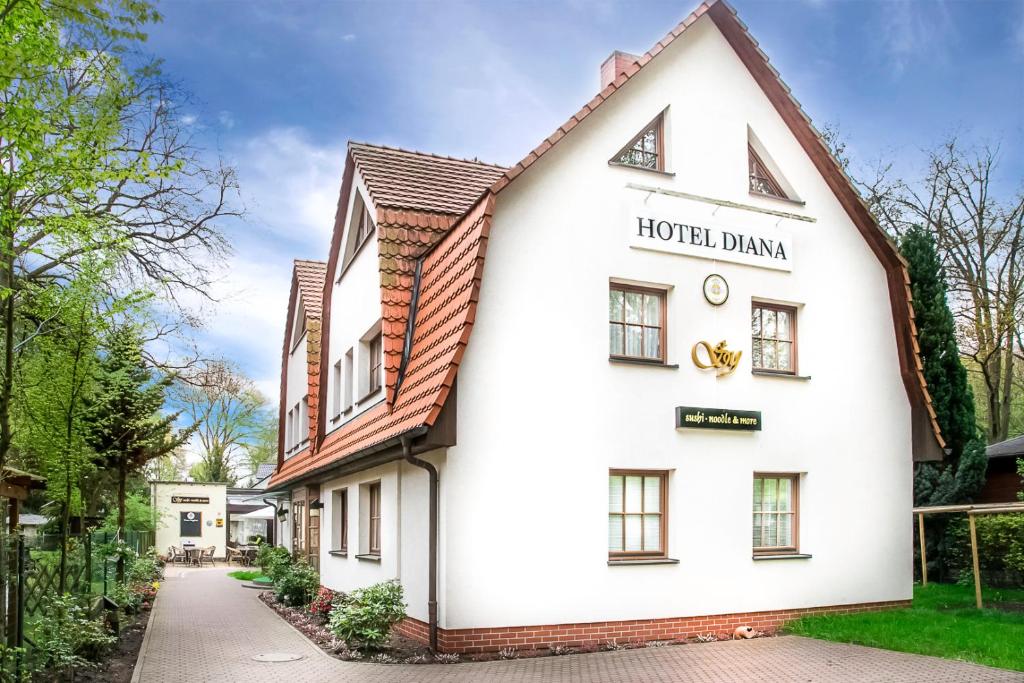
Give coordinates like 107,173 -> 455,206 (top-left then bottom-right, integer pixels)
142,0 -> 1024,402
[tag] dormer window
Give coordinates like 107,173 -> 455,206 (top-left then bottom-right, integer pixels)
611,114 -> 664,172
748,145 -> 786,199
356,205 -> 374,247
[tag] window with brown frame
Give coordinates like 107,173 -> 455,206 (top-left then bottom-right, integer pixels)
751,302 -> 797,373
609,285 -> 665,362
613,115 -> 664,171
368,482 -> 381,555
749,146 -> 787,198
332,488 -> 348,554
753,474 -> 799,554
356,205 -> 375,247
368,334 -> 382,395
608,471 -> 667,558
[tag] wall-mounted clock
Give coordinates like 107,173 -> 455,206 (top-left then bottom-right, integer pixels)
703,274 -> 729,306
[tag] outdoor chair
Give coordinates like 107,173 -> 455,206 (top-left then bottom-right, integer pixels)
199,546 -> 216,566
227,547 -> 244,566
168,546 -> 186,564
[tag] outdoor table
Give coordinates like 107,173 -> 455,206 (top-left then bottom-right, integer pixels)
239,546 -> 258,566
183,545 -> 201,566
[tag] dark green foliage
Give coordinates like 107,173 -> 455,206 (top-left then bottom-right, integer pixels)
274,560 -> 320,607
901,227 -> 988,579
86,326 -> 193,580
901,226 -> 977,460
258,545 -> 293,583
327,580 -> 407,648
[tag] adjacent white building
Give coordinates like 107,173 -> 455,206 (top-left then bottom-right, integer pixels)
268,0 -> 944,654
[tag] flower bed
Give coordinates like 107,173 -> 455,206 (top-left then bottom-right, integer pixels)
258,590 -> 767,664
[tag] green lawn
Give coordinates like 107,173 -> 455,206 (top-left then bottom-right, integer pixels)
787,584 -> 1024,672
227,570 -> 268,582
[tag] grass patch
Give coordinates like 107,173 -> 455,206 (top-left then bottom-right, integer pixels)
787,584 -> 1024,672
227,570 -> 268,582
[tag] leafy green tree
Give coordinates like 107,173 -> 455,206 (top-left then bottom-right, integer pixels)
14,272 -> 107,591
176,363 -> 270,486
0,0 -> 236,484
86,325 -> 192,581
901,226 -> 987,579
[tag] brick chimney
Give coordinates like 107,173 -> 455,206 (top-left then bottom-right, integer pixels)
600,50 -> 640,90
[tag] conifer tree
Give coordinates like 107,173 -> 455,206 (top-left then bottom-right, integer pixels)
901,226 -> 987,578
87,326 -> 193,582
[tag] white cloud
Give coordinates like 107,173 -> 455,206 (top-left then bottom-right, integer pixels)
876,1 -> 956,76
342,33 -> 356,42
229,126 -> 345,250
218,110 -> 236,129
181,114 -> 198,126
172,127 -> 345,397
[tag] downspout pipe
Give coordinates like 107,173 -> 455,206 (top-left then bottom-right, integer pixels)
401,434 -> 439,653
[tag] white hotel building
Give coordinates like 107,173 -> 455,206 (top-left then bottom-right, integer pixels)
267,0 -> 944,653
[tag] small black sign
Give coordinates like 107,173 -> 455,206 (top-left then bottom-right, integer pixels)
675,406 -> 762,431
180,511 -> 202,537
171,496 -> 209,504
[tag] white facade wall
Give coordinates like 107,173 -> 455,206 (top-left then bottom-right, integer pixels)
324,174 -> 385,433
443,17 -> 912,629
284,323 -> 309,458
316,451 -> 443,623
152,482 -> 228,558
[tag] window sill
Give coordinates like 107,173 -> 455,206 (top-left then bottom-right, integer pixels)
608,161 -> 675,177
330,406 -> 353,424
609,357 -> 679,369
749,191 -> 806,207
752,370 -> 811,381
328,550 -> 347,558
355,553 -> 381,563
608,557 -> 680,566
355,388 -> 381,406
752,553 -> 812,561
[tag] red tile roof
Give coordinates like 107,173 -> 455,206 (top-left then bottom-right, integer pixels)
349,142 -> 506,215
294,259 -> 327,319
271,197 -> 495,487
271,0 -> 944,488
276,260 -> 327,460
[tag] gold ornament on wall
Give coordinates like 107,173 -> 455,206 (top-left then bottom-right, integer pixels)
692,340 -> 742,377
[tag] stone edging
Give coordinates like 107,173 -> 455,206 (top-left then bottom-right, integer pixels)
253,589 -> 340,663
129,594 -> 159,683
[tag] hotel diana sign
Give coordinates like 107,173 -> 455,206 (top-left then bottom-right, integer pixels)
629,214 -> 793,272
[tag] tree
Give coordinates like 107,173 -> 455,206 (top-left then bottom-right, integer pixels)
901,227 -> 987,579
13,272 -> 106,592
241,412 -> 277,484
0,0 -> 237,488
86,325 -> 192,582
176,363 -> 270,486
858,139 -> 1024,443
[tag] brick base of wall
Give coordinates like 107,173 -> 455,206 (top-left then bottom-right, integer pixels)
396,600 -> 910,654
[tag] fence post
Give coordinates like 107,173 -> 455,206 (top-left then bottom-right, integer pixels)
16,536 -> 25,648
84,532 -> 92,596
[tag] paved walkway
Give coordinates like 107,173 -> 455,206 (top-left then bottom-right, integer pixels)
133,567 -> 1023,682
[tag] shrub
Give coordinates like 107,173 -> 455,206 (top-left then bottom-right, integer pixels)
275,560 -> 320,607
30,594 -> 117,675
975,513 -> 1024,576
109,582 -> 144,613
258,545 -> 292,582
309,586 -> 336,617
127,547 -> 162,584
328,580 -> 406,648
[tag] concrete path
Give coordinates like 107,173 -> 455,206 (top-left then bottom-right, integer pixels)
133,567 -> 1024,682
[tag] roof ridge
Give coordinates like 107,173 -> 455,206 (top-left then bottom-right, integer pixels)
348,140 -> 508,170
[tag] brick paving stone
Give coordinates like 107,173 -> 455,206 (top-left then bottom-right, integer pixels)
133,567 -> 1024,683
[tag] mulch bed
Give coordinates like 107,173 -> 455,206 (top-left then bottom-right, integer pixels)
72,607 -> 151,682
258,591 -> 768,664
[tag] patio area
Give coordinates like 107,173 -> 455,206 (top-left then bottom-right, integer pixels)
131,567 -> 1024,682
